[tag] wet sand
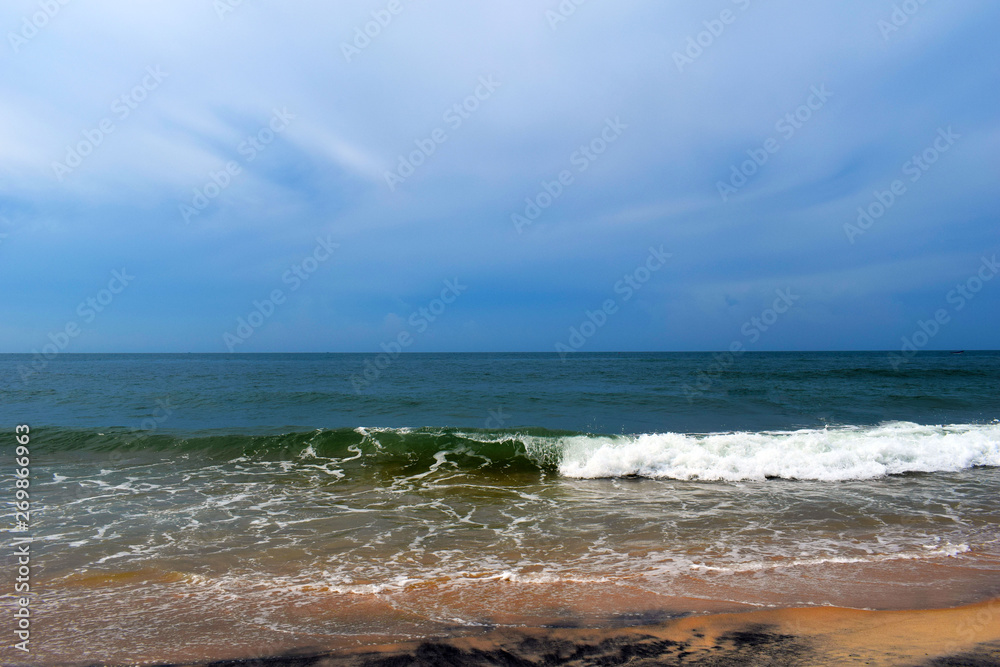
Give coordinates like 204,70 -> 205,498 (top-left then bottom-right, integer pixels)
161,598 -> 1000,667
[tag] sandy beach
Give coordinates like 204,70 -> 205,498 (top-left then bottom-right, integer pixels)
156,598 -> 1000,667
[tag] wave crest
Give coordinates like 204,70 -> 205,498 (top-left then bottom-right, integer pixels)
555,422 -> 1000,481
38,421 -> 1000,482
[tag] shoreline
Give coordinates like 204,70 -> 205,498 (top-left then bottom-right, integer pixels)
21,524 -> 1000,665
146,598 -> 1000,667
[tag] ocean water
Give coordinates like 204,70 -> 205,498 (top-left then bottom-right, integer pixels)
2,352 -> 1000,664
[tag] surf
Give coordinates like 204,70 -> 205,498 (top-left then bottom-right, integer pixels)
34,421 -> 1000,482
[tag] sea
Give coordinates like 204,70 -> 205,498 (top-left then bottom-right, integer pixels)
2,351 -> 999,664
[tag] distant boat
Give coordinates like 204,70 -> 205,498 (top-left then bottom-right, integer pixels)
951,350 -> 965,354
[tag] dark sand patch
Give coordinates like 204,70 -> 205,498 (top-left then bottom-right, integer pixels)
145,598 -> 1000,667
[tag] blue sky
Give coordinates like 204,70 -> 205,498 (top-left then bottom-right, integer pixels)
1,0 -> 998,353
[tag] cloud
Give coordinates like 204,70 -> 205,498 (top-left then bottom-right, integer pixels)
0,0 -> 997,352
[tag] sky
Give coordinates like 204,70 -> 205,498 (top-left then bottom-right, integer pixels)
0,0 -> 998,353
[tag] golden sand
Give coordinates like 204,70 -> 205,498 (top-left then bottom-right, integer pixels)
286,598 -> 1000,666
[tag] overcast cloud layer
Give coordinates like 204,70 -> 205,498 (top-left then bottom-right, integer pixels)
1,0 -> 998,353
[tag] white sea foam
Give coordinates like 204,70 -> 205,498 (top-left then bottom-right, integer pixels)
552,422 -> 1000,481
684,543 -> 971,574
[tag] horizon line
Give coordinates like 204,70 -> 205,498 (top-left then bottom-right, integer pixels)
1,349 -> 996,355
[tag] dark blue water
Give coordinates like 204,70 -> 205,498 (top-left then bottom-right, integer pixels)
2,352 -> 998,435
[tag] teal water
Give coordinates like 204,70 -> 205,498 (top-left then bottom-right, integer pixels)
3,351 -> 999,434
